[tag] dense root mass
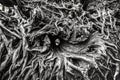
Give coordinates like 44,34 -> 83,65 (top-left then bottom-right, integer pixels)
0,0 -> 120,80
